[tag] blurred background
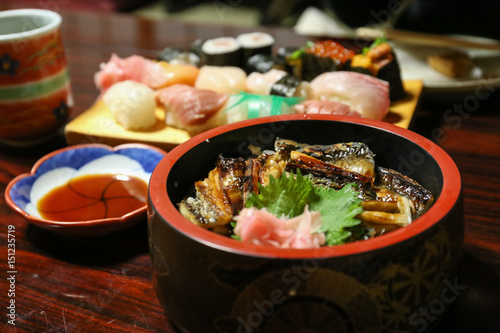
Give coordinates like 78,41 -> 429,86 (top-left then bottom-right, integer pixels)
2,0 -> 499,40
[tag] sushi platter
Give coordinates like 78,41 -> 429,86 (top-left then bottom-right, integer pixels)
65,33 -> 424,151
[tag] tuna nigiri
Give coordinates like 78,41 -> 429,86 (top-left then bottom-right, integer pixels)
156,84 -> 228,135
95,54 -> 164,91
195,65 -> 247,94
94,54 -> 199,92
309,71 -> 390,120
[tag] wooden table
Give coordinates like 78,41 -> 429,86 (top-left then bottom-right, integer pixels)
1,10 -> 500,333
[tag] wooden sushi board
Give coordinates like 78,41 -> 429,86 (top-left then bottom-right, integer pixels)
382,79 -> 423,129
65,80 -> 423,151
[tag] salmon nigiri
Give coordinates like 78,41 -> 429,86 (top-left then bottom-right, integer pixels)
153,62 -> 199,89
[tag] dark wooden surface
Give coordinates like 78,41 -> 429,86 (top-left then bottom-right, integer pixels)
1,10 -> 500,333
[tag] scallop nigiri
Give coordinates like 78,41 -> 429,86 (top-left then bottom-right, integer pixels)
156,84 -> 228,135
195,65 -> 247,94
309,71 -> 390,120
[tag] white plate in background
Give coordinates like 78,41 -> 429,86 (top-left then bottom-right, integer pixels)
393,35 -> 500,92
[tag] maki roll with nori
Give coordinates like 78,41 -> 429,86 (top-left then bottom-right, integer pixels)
278,41 -> 356,81
289,51 -> 337,82
237,32 -> 275,65
201,37 -> 243,67
245,53 -> 286,74
346,38 -> 406,101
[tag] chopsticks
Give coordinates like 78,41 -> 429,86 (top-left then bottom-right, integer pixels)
356,27 -> 500,51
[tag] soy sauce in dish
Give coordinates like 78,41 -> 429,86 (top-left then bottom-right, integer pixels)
37,174 -> 148,222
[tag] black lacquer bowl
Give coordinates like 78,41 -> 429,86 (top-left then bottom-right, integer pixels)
148,114 -> 463,333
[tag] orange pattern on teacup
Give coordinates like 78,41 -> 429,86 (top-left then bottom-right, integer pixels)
0,31 -> 67,86
0,87 -> 69,140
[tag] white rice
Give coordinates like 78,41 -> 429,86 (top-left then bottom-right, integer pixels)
201,37 -> 240,55
103,80 -> 156,130
236,32 -> 274,49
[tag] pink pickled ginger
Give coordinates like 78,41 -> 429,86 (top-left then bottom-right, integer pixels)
233,207 -> 325,249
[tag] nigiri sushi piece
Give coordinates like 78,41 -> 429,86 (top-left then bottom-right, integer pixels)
94,54 -> 169,92
103,80 -> 157,130
156,84 -> 228,135
294,100 -> 363,117
246,69 -> 287,95
309,71 -> 390,120
155,62 -> 200,88
195,65 -> 247,95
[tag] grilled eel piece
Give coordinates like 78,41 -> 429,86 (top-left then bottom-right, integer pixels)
178,151 -> 287,230
275,138 -> 377,199
275,139 -> 375,178
374,166 -> 434,216
358,167 -> 434,235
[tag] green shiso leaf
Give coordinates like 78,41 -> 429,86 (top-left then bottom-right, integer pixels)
245,169 -> 364,245
245,169 -> 317,218
310,184 -> 364,245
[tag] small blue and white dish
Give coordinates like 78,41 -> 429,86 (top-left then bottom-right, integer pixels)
5,143 -> 166,236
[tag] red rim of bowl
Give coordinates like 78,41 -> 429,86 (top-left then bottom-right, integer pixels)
149,114 -> 461,259
5,143 -> 167,230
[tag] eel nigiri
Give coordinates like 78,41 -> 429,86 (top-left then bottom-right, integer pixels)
309,71 -> 390,120
156,84 -> 228,135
